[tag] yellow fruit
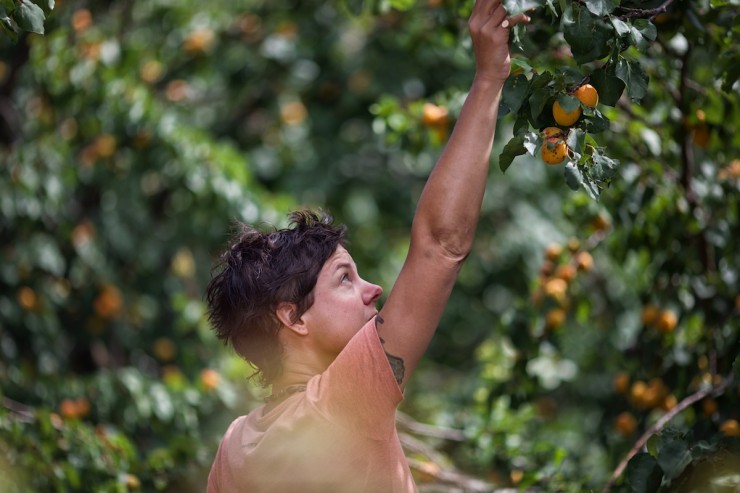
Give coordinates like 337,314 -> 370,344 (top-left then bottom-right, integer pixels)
702,398 -> 718,416
641,304 -> 659,326
544,243 -> 563,261
554,264 -> 576,283
541,137 -> 568,165
661,394 -> 677,411
153,337 -> 177,362
17,287 -> 40,311
655,310 -> 677,333
542,126 -> 565,139
72,9 -> 92,34
201,369 -> 220,390
615,412 -> 637,437
545,308 -> 566,330
280,101 -> 308,125
125,474 -> 141,490
421,103 -> 449,127
552,101 -> 581,126
543,278 -> 568,303
575,251 -> 593,272
574,84 -> 599,108
566,237 -> 581,253
630,381 -> 647,406
720,419 -> 740,437
613,372 -> 630,394
591,213 -> 610,231
183,28 -> 215,55
94,285 -> 123,319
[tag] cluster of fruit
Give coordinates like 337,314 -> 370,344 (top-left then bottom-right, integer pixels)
533,238 -> 594,331
611,371 -> 740,439
640,304 -> 678,334
540,84 -> 599,165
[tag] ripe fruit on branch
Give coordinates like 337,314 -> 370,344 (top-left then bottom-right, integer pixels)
421,103 -> 449,127
541,128 -> 568,165
614,412 -> 637,437
552,101 -> 581,127
655,309 -> 677,333
574,84 -> 599,108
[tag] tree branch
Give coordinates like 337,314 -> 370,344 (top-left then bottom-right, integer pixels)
2,396 -> 36,423
615,0 -> 678,20
602,374 -> 734,493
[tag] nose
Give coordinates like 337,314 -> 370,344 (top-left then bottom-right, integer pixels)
363,281 -> 383,305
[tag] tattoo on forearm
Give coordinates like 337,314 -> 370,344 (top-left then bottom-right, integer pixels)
385,352 -> 405,385
376,316 -> 406,385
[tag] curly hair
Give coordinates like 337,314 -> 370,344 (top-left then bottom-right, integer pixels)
205,209 -> 347,386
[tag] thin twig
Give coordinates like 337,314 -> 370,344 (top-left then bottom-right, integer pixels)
397,411 -> 466,442
615,0 -> 677,20
602,374 -> 733,493
2,397 -> 36,423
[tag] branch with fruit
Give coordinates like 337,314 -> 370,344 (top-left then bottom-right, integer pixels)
497,0 -> 668,200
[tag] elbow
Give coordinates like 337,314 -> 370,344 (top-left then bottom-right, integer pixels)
414,225 -> 474,265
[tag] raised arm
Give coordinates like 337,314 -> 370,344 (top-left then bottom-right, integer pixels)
376,0 -> 529,389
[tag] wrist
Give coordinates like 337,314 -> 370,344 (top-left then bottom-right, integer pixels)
470,75 -> 506,96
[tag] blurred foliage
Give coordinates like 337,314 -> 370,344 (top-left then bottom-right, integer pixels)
1,0 -> 739,491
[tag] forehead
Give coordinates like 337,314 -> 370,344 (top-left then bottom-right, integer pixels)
321,246 -> 354,272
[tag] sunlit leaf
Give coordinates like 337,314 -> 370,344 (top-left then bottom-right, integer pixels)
615,58 -> 649,102
15,0 -> 45,34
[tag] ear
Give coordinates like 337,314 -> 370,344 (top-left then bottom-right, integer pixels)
275,302 -> 308,336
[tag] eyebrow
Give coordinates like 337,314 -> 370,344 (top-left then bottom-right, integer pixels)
333,261 -> 354,273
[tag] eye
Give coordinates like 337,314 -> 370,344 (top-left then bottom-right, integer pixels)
340,273 -> 350,283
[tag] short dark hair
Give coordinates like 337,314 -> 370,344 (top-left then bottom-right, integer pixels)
205,209 -> 347,386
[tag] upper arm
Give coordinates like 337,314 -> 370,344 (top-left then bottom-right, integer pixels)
376,241 -> 465,390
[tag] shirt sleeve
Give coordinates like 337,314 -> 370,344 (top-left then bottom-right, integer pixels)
307,317 -> 404,440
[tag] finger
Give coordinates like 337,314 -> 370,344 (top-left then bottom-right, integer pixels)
488,4 -> 508,26
471,0 -> 501,21
469,0 -> 501,30
504,13 -> 531,28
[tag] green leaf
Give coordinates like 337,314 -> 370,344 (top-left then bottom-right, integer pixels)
388,0 -> 415,11
566,128 -> 585,155
510,57 -> 534,77
610,16 -> 631,36
523,131 -> 539,154
591,66 -> 626,106
581,173 -> 601,200
630,20 -> 657,52
562,5 -> 613,64
583,109 -> 611,133
499,134 -> 526,173
15,0 -> 45,34
503,0 -> 540,14
615,59 -> 649,102
529,88 -> 551,122
657,437 -> 692,480
564,162 -> 582,191
584,0 -> 617,16
557,94 -> 580,113
591,148 -> 619,181
514,111 -> 530,135
0,4 -> 19,40
625,453 -> 663,493
503,74 -> 530,114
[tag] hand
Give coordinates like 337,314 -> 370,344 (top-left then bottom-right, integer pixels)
468,0 -> 530,82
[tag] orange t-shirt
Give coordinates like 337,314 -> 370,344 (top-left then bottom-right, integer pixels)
207,318 -> 418,493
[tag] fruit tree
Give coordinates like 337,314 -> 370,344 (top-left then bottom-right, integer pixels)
1,0 -> 738,492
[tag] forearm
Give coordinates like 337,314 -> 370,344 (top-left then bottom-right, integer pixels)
411,76 -> 504,258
